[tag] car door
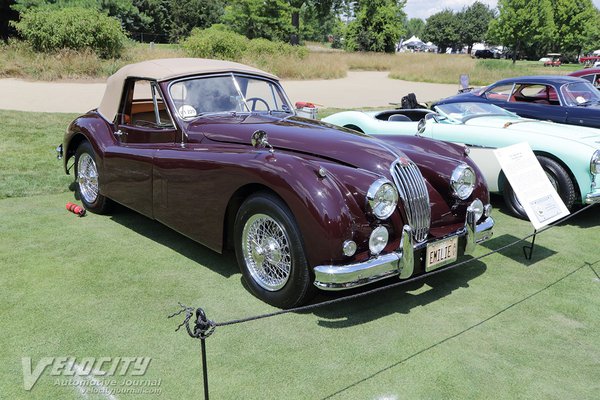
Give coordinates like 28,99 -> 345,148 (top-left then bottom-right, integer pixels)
561,81 -> 600,128
103,78 -> 179,218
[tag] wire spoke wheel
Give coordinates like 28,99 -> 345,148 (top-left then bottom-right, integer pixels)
74,141 -> 111,214
242,214 -> 292,291
77,153 -> 99,204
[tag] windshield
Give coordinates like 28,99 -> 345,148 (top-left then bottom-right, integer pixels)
435,102 -> 516,123
560,81 -> 600,106
169,74 -> 293,119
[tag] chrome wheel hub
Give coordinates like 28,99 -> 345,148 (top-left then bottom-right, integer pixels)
77,153 -> 99,204
242,214 -> 291,291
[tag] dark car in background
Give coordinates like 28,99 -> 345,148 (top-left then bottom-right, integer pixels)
57,58 -> 494,308
474,49 -> 495,59
436,75 -> 600,129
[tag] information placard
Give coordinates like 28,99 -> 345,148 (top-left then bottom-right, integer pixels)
494,142 -> 569,229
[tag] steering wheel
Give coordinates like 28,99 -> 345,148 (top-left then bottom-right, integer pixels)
246,97 -> 270,111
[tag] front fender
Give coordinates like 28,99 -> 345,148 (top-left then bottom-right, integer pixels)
229,151 -> 372,267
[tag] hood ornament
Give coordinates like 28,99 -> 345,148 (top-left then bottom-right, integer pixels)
251,130 -> 274,153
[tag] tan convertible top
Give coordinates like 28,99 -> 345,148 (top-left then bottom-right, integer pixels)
97,58 -> 278,122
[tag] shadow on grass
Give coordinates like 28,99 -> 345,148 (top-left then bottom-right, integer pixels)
309,259 -> 487,328
480,233 -> 556,266
490,193 -> 599,229
319,261 -> 591,400
108,204 -> 238,278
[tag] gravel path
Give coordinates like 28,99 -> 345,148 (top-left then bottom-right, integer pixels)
0,71 -> 458,113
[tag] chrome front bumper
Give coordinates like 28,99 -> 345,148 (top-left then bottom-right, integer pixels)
313,213 -> 494,291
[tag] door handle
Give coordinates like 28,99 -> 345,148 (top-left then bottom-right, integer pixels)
114,130 -> 126,137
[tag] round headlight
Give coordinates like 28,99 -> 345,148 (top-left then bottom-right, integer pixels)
451,164 -> 476,200
369,226 -> 389,255
367,178 -> 398,219
591,150 -> 600,174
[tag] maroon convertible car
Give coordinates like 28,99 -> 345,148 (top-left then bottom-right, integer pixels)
58,58 -> 494,308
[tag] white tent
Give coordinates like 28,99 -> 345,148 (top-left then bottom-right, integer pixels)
403,35 -> 424,46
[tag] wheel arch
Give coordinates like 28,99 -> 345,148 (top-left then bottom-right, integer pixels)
64,133 -> 89,175
223,183 -> 283,251
497,150 -> 580,198
343,124 -> 364,133
533,150 -> 581,198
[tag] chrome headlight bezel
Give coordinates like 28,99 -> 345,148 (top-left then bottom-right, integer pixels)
366,178 -> 399,220
591,150 -> 600,175
451,164 -> 476,200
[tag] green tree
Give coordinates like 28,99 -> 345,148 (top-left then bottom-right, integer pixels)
12,0 -> 152,35
345,0 -> 406,53
458,1 -> 495,54
423,10 -> 461,53
581,8 -> 600,53
405,18 -> 424,39
487,0 -> 555,63
168,0 -> 224,42
299,2 -> 337,41
133,0 -> 171,42
1,0 -> 19,41
14,6 -> 126,57
223,0 -> 293,41
551,0 -> 597,58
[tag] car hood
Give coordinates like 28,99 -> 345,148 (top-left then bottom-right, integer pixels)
464,116 -> 600,148
187,114 -> 404,171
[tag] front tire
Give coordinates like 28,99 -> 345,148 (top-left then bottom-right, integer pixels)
234,193 -> 315,308
503,156 -> 575,219
74,141 -> 111,214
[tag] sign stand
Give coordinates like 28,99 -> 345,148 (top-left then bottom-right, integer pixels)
522,229 -> 538,260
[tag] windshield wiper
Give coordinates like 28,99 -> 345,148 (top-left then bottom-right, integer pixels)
268,109 -> 292,115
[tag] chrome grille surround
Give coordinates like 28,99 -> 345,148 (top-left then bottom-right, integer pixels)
390,158 -> 431,243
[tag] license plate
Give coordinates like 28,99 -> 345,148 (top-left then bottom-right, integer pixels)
425,236 -> 458,272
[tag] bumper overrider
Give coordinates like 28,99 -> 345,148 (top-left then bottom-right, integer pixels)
313,205 -> 494,290
585,192 -> 600,204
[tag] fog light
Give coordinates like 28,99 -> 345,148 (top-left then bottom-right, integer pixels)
484,204 -> 492,218
469,199 -> 484,221
342,240 -> 357,257
369,226 -> 388,255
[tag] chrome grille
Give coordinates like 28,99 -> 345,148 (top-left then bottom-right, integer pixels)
390,159 -> 431,242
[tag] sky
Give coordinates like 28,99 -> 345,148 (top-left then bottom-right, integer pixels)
404,0 -> 600,20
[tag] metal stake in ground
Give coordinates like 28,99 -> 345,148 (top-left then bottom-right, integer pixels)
523,229 -> 538,260
169,304 -> 215,400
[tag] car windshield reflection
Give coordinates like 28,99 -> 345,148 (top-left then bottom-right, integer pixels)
435,102 -> 516,123
169,74 -> 293,120
561,81 -> 600,106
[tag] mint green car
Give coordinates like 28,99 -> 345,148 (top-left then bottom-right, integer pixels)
322,102 -> 600,218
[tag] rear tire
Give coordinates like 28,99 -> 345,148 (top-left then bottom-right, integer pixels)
503,156 -> 575,219
234,193 -> 315,308
74,141 -> 112,214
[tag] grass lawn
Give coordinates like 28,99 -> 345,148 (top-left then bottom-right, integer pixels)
1,110 -> 599,399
